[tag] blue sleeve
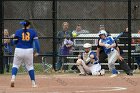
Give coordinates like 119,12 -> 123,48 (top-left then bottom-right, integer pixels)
13,30 -> 19,45
89,51 -> 95,55
33,39 -> 40,53
90,51 -> 98,61
34,30 -> 38,37
12,40 -> 18,45
10,39 -> 14,46
109,37 -> 115,44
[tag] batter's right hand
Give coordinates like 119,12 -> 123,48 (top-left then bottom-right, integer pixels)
105,44 -> 111,48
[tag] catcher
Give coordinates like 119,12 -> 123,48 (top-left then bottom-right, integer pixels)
76,43 -> 105,76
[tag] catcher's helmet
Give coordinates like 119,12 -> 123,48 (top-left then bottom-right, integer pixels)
83,43 -> 92,48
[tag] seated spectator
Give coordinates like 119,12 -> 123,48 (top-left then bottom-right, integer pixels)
76,43 -> 105,76
71,24 -> 89,71
72,24 -> 89,37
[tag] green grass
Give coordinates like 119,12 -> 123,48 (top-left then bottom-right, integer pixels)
3,63 -> 49,75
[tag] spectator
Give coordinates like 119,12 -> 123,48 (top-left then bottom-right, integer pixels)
72,24 -> 89,48
133,30 -> 140,72
76,43 -> 105,76
72,24 -> 89,37
3,29 -> 13,73
56,22 -> 72,72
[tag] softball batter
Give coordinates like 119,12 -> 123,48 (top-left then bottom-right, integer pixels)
99,30 -> 120,77
10,20 -> 40,87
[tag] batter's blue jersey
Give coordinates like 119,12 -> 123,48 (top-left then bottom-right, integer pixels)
100,36 -> 115,54
14,28 -> 38,49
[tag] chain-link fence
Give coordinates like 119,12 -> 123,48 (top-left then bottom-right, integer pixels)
1,0 -> 140,74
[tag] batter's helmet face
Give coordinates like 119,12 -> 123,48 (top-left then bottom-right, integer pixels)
98,30 -> 107,37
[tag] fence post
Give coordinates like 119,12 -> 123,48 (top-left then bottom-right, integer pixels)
128,0 -> 132,69
0,0 -> 4,74
52,0 -> 57,71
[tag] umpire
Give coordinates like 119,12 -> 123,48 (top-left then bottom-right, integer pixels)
96,29 -> 133,76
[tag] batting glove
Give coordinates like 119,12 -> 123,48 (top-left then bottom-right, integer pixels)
105,44 -> 111,48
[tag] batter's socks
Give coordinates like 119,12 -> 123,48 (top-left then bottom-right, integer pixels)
29,70 -> 37,87
11,67 -> 18,80
28,70 -> 35,80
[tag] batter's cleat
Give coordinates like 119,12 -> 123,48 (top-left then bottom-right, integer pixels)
117,71 -> 120,75
127,73 -> 133,76
100,69 -> 105,76
32,84 -> 37,88
10,80 -> 15,87
110,74 -> 118,78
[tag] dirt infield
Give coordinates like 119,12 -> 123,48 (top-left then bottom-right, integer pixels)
0,74 -> 140,93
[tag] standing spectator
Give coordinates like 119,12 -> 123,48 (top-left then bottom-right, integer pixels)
3,29 -> 13,73
133,30 -> 140,72
56,22 -> 72,72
